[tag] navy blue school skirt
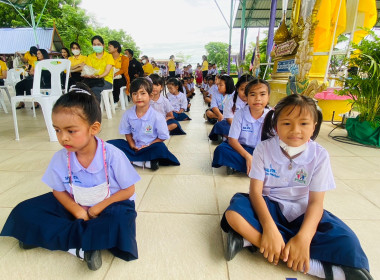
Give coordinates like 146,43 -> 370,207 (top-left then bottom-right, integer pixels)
1,192 -> 138,261
205,109 -> 223,125
173,112 -> 191,121
209,120 -> 230,141
107,139 -> 180,166
167,119 -> 186,135
212,141 -> 254,173
221,193 -> 370,271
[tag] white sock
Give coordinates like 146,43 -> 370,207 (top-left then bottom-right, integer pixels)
307,259 -> 345,280
132,161 -> 144,167
144,161 -> 151,168
68,248 -> 84,260
243,238 -> 252,247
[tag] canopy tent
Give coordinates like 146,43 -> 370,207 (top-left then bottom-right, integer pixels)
0,26 -> 64,55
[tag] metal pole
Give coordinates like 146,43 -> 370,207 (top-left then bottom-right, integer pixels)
227,0 -> 233,75
323,0 -> 344,83
239,0 -> 246,77
29,4 -> 39,46
345,0 -> 360,60
243,27 -> 248,60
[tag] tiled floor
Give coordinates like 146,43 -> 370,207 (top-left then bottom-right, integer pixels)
0,88 -> 379,280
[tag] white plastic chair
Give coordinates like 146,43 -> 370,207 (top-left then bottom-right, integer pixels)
11,59 -> 71,141
0,68 -> 25,113
100,68 -> 115,119
119,86 -> 129,110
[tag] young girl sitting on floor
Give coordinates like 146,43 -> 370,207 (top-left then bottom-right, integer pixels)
149,74 -> 186,135
221,94 -> 372,280
212,78 -> 270,175
209,74 -> 254,142
108,78 -> 180,171
1,84 -> 140,271
202,75 -> 214,106
166,77 -> 191,121
205,75 -> 235,124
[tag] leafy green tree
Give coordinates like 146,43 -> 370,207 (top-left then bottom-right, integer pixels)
176,52 -> 192,64
204,42 -> 229,70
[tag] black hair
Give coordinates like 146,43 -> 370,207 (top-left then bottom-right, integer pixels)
261,94 -> 323,142
53,82 -> 101,125
30,46 -> 38,56
244,78 -> 271,96
189,75 -> 194,79
232,74 -> 254,113
108,40 -> 121,53
38,49 -> 49,60
207,75 -> 214,82
166,77 -> 183,93
125,48 -> 134,56
219,75 -> 235,95
70,42 -> 81,50
149,73 -> 165,88
130,77 -> 153,95
91,35 -> 104,45
61,47 -> 71,58
183,77 -> 189,81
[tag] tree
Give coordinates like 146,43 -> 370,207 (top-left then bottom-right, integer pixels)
204,42 -> 229,70
176,52 -> 192,64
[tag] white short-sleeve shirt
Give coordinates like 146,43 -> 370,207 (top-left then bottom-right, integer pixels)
210,90 -> 232,111
119,105 -> 170,148
228,106 -> 269,148
223,95 -> 247,119
150,94 -> 174,118
249,136 -> 336,222
42,137 -> 140,200
167,92 -> 188,111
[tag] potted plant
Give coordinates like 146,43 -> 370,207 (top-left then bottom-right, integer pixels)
337,30 -> 380,147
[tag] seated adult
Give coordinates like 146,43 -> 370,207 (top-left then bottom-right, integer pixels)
108,40 -> 128,104
15,49 -> 51,109
124,48 -> 143,84
141,55 -> 153,76
0,58 -> 7,86
68,42 -> 87,85
16,46 -> 38,71
83,35 -> 114,102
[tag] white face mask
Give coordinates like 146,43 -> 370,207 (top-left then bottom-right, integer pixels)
279,140 -> 308,157
72,49 -> 80,56
142,59 -> 147,64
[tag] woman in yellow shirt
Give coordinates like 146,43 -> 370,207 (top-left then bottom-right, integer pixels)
16,46 -> 38,71
201,55 -> 209,82
68,42 -> 87,85
84,35 -> 114,102
168,55 -> 175,77
0,59 -> 7,86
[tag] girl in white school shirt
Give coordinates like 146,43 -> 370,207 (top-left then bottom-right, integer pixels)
1,84 -> 140,271
221,94 -> 372,280
166,77 -> 191,121
212,78 -> 270,175
209,74 -> 255,142
149,74 -> 186,135
108,78 -> 180,170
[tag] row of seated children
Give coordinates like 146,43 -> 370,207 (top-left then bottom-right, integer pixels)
182,76 -> 195,99
200,75 -> 215,106
1,83 -> 372,279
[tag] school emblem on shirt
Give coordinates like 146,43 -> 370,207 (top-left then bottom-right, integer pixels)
294,169 -> 307,184
242,124 -> 253,133
144,124 -> 153,134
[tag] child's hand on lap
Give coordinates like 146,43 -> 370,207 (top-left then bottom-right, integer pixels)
245,154 -> 253,175
282,235 -> 310,273
260,227 -> 285,265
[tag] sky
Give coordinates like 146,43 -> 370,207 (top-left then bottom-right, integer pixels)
79,0 -> 261,64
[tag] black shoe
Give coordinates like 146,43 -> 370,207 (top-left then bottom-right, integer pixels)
226,166 -> 234,175
19,241 -> 37,250
322,263 -> 373,280
226,229 -> 244,261
84,250 -> 102,271
16,104 -> 25,110
151,159 -> 159,171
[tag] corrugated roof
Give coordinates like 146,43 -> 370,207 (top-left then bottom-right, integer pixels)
233,0 -> 293,28
0,27 -> 64,54
234,0 -> 380,28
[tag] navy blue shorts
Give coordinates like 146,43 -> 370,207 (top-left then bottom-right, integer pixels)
212,142 -> 253,173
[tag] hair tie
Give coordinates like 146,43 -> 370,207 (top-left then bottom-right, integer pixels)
69,85 -> 91,96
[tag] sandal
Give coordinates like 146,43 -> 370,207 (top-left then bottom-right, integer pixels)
16,103 -> 25,110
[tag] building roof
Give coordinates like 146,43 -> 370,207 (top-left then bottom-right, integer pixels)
0,27 -> 64,55
234,0 -> 380,28
233,0 -> 293,28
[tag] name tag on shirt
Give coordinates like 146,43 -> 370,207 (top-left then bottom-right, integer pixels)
242,125 -> 253,133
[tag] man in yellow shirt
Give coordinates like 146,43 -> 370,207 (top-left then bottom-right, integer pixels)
168,55 -> 176,77
141,55 -> 153,76
0,59 -> 7,86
